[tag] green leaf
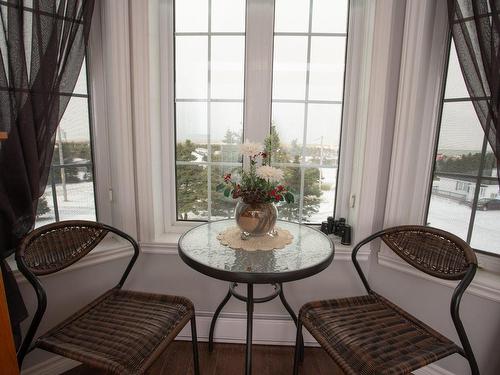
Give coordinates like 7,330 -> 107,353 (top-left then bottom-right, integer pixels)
216,183 -> 225,192
223,187 -> 231,197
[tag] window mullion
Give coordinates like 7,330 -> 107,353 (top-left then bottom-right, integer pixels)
207,0 -> 212,220
298,0 -> 315,223
243,0 -> 275,144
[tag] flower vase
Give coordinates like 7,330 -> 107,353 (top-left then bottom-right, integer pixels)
234,201 -> 278,239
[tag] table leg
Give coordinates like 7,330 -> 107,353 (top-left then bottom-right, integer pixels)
208,285 -> 233,352
278,283 -> 304,361
245,283 -> 254,375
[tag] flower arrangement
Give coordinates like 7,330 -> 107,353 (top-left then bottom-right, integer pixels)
216,140 -> 294,204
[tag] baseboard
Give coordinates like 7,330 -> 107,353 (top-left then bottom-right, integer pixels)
21,312 -> 454,375
414,364 -> 456,375
21,356 -> 80,375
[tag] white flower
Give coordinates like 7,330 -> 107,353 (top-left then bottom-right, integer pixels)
256,165 -> 284,182
239,141 -> 263,157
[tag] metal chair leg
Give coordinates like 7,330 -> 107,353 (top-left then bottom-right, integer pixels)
293,318 -> 303,375
190,315 -> 200,375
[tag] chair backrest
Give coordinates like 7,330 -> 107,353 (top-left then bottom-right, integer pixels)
380,225 -> 477,280
15,220 -> 139,366
17,220 -> 110,276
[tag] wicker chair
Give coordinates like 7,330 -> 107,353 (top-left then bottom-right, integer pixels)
15,220 -> 200,375
293,225 -> 479,375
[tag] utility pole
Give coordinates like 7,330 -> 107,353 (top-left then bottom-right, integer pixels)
57,127 -> 68,201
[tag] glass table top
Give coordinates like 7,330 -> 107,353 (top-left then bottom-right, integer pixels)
178,220 -> 334,283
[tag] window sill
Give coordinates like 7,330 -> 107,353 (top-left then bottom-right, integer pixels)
378,250 -> 500,303
10,236 -> 133,284
145,224 -> 369,262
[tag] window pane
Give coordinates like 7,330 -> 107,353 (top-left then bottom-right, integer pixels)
175,36 -> 208,99
73,60 -> 88,95
310,167 -> 337,222
278,166 -> 302,221
211,36 -> 245,99
175,102 -> 208,162
55,170 -> 96,221
444,41 -> 469,99
274,0 -> 310,33
311,0 -> 348,33
435,101 -> 485,174
175,0 -> 208,32
272,36 -> 308,100
305,104 -> 341,167
212,0 -> 245,32
211,165 -> 239,219
210,102 -> 243,162
176,164 -> 208,220
36,97 -> 96,227
427,180 -> 474,241
470,178 -> 500,253
308,36 -> 346,101
482,147 -> 497,177
271,103 -> 305,164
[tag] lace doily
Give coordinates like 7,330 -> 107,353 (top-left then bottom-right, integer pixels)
217,226 -> 293,251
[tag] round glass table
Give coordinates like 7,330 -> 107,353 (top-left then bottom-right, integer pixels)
178,219 -> 334,375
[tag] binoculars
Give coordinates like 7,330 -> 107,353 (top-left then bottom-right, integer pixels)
320,217 -> 352,245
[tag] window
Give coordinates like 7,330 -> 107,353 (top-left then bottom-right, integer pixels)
173,0 -> 349,223
35,60 -> 97,227
426,40 -> 500,256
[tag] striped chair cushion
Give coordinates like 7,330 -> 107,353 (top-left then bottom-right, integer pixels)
36,289 -> 194,374
300,292 -> 460,375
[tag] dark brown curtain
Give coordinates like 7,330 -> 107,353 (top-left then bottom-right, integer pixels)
448,0 -> 500,183
0,0 -> 94,348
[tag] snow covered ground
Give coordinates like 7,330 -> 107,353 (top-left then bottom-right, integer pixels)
35,180 -> 498,256
35,181 -> 96,228
428,195 -> 500,255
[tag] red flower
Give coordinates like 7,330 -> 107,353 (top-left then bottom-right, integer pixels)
224,173 -> 232,182
274,195 -> 281,202
269,189 -> 277,197
276,185 -> 284,192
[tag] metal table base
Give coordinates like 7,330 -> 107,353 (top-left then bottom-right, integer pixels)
208,282 -> 304,375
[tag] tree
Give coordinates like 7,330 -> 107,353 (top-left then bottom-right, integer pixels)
265,126 -> 322,221
176,140 -> 208,220
436,152 -> 497,184
36,196 -> 51,218
223,129 -> 242,144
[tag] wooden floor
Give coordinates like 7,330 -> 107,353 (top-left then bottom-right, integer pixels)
63,341 -> 342,375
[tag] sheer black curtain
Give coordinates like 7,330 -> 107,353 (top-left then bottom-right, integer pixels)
448,0 -> 500,183
0,0 -> 94,348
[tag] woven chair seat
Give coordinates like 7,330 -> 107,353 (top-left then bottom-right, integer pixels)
300,292 -> 461,375
36,288 -> 194,375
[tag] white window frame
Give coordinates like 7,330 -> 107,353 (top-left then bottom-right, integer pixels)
155,0 -> 366,237
87,3 -> 113,226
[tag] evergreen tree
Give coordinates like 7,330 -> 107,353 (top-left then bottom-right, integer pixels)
176,140 -> 208,220
265,126 -> 322,221
36,196 -> 51,218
